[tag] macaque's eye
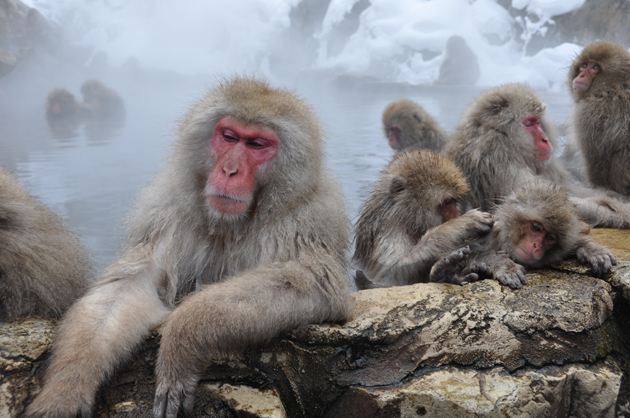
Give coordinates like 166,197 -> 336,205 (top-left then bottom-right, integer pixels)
247,138 -> 273,149
545,233 -> 558,244
581,62 -> 588,69
223,132 -> 238,142
592,64 -> 600,72
530,221 -> 543,233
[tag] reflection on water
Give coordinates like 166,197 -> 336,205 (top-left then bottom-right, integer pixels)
0,72 -> 572,270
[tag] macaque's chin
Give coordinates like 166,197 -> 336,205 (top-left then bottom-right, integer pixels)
573,80 -> 588,93
207,196 -> 249,215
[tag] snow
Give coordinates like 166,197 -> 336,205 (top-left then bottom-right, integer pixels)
29,0 -> 602,90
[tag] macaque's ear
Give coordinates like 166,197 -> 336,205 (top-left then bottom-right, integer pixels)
390,176 -> 406,196
579,221 -> 591,235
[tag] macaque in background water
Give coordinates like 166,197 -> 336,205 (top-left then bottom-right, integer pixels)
80,79 -> 125,119
0,168 -> 91,319
443,83 -> 630,228
431,181 -> 617,288
381,99 -> 449,153
353,149 -> 493,288
26,76 -> 353,418
434,35 -> 480,86
45,88 -> 80,119
567,41 -> 630,196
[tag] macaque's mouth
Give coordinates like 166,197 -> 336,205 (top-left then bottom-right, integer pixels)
515,246 -> 536,262
209,194 -> 247,204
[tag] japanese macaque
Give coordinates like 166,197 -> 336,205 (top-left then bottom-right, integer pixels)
431,181 -> 616,288
568,41 -> 630,196
443,83 -> 630,228
352,149 -> 493,287
434,35 -> 480,86
80,79 -> 125,119
45,88 -> 80,119
0,168 -> 91,319
381,99 -> 449,153
25,76 -> 352,418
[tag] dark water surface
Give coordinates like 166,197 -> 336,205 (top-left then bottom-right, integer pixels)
0,70 -> 572,270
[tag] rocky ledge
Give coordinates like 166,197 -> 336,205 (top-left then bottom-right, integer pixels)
2,229 -> 630,418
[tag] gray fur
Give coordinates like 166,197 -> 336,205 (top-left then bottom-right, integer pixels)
0,168 -> 91,319
26,76 -> 352,418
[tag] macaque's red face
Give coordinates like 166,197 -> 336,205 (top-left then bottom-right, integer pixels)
514,220 -> 558,263
387,124 -> 401,150
206,116 -> 279,215
52,100 -> 64,115
441,198 -> 459,223
573,60 -> 600,94
523,116 -> 552,161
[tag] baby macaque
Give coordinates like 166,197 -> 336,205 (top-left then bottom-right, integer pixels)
431,181 -> 617,288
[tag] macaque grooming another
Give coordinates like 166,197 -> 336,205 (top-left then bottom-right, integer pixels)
0,168 -> 91,319
568,41 -> 630,196
26,76 -> 353,417
444,83 -> 630,228
353,149 -> 493,287
381,99 -> 449,153
45,88 -> 80,119
434,35 -> 480,86
80,79 -> 125,119
432,181 -> 616,288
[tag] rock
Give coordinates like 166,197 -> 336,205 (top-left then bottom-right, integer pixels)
2,230 -> 630,417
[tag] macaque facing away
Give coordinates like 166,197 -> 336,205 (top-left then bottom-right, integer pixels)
353,149 -> 493,287
80,79 -> 125,119
45,88 -> 80,119
568,41 -> 630,196
26,76 -> 352,418
381,99 -> 449,153
434,35 -> 480,86
0,168 -> 91,319
432,181 -> 616,288
444,83 -> 630,228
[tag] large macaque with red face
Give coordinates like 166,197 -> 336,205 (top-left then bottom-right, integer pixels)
353,149 -> 493,288
432,181 -> 616,288
26,76 -> 353,418
443,83 -> 630,228
567,41 -> 630,196
381,99 -> 449,153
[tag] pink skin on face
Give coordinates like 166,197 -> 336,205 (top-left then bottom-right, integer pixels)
573,60 -> 601,94
514,220 -> 557,263
441,199 -> 459,223
523,116 -> 552,162
387,124 -> 401,150
206,116 -> 278,215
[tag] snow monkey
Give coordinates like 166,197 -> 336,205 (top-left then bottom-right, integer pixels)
568,41 -> 630,196
80,79 -> 125,119
381,99 -> 449,153
443,83 -> 630,228
435,35 -> 480,86
26,76 -> 353,418
352,149 -> 493,288
0,167 -> 91,319
45,88 -> 80,119
431,181 -> 617,288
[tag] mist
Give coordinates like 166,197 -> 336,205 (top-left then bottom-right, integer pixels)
0,0 -> 602,268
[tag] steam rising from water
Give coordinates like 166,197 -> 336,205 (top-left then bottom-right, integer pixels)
25,0 -> 587,89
